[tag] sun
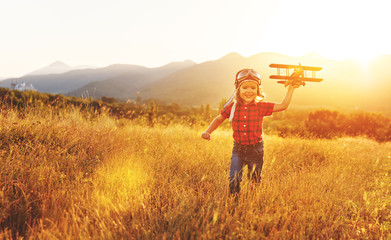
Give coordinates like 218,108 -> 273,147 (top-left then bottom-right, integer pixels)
351,52 -> 378,68
256,0 -> 390,68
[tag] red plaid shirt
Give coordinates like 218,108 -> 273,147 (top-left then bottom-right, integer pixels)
221,101 -> 274,145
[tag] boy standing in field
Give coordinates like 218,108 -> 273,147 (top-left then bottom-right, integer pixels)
201,68 -> 300,198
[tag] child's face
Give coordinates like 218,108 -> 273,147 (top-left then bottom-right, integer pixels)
239,81 -> 258,104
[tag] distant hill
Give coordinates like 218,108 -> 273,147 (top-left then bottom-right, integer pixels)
0,64 -> 143,94
24,61 -> 98,76
0,61 -> 195,95
26,61 -> 74,76
68,60 -> 196,99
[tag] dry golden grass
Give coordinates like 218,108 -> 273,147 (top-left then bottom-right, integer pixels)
1,107 -> 390,239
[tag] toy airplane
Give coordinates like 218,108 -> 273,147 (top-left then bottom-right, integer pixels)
269,63 -> 323,86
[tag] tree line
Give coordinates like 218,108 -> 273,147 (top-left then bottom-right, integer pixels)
1,88 -> 390,142
275,109 -> 391,142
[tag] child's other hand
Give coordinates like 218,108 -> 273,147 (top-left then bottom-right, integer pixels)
201,132 -> 211,140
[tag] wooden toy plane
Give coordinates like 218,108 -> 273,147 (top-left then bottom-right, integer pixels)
269,63 -> 323,86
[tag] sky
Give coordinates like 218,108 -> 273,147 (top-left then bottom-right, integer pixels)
1,0 -> 391,78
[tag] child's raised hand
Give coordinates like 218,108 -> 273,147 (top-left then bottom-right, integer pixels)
201,132 -> 211,140
290,81 -> 302,89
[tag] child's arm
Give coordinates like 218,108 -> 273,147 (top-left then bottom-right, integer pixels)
273,84 -> 300,112
201,114 -> 226,140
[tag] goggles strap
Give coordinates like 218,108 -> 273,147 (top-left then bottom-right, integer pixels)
223,90 -> 236,109
229,101 -> 236,122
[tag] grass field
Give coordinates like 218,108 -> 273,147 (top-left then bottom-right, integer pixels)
1,107 -> 390,239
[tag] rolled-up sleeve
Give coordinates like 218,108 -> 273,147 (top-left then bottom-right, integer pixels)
220,102 -> 234,119
259,102 -> 274,116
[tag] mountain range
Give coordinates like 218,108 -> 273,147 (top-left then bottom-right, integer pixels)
1,52 -> 390,112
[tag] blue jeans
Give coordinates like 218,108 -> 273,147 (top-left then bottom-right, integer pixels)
229,141 -> 264,196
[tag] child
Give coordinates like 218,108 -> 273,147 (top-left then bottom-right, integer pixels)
201,68 -> 300,198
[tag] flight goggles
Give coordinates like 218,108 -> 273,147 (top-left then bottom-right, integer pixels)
235,69 -> 261,88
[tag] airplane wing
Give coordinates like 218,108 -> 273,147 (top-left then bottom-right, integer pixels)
269,64 -> 322,71
270,75 -> 323,82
